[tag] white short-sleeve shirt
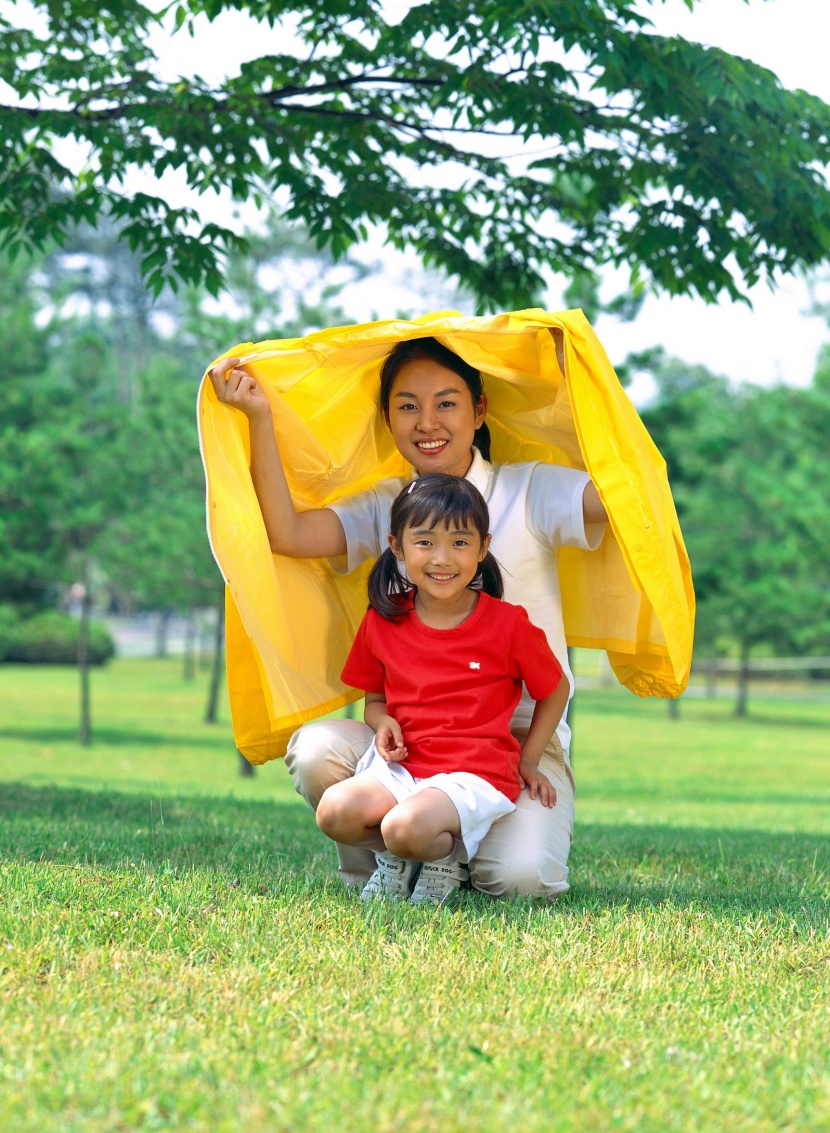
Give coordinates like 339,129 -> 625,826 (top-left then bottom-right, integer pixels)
330,449 -> 604,751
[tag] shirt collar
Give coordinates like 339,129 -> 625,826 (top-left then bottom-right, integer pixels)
464,446 -> 493,498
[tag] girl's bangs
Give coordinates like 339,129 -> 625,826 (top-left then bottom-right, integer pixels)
406,499 -> 477,532
392,473 -> 491,542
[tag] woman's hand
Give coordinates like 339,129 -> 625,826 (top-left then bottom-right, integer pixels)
517,759 -> 557,808
375,716 -> 408,763
208,356 -> 272,423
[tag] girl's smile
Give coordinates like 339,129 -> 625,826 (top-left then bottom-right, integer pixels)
385,359 -> 487,478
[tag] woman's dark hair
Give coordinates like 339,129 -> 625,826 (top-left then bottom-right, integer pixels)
368,473 -> 503,621
379,337 -> 492,461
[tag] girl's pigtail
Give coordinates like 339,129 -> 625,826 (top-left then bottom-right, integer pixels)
367,548 -> 412,620
476,551 -> 504,600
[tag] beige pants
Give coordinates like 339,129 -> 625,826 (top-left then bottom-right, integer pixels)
285,720 -> 576,900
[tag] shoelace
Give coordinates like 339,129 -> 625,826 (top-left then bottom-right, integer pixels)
418,863 -> 462,893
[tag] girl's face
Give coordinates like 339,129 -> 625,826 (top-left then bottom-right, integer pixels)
385,359 -> 487,478
390,518 -> 491,607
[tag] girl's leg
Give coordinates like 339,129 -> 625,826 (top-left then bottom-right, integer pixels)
316,774 -> 397,851
381,788 -> 461,862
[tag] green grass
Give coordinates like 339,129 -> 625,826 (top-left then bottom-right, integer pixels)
1,659 -> 828,1132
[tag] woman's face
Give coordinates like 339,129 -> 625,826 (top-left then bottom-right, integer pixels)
385,359 -> 487,477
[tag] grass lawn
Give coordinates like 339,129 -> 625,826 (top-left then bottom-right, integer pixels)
1,658 -> 828,1132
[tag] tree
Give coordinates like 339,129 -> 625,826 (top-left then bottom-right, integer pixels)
3,1 -> 830,308
636,350 -> 830,714
0,251 -> 61,608
11,325 -> 134,742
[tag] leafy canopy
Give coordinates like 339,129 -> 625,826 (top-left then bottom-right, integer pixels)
3,0 -> 830,307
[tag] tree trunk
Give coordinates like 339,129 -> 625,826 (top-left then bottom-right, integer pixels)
183,614 -> 196,682
78,569 -> 92,747
155,606 -> 171,658
735,644 -> 751,717
205,585 -> 225,724
199,620 -> 212,671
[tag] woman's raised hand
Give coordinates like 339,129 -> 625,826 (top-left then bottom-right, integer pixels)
208,357 -> 271,422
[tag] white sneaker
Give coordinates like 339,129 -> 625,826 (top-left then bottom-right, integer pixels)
360,851 -> 421,900
410,854 -> 470,906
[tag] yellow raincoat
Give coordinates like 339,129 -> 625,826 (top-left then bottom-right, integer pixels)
198,309 -> 694,765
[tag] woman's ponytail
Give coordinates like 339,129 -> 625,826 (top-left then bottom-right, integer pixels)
473,421 -> 492,462
367,547 -> 411,620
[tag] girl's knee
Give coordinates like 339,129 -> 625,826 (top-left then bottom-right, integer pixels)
315,790 -> 341,838
315,784 -> 358,842
380,809 -> 423,860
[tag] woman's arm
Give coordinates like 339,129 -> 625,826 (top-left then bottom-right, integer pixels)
364,692 -> 408,763
517,677 -> 571,807
582,479 -> 608,525
208,358 -> 347,558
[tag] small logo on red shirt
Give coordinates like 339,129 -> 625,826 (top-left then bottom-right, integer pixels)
469,662 -> 480,669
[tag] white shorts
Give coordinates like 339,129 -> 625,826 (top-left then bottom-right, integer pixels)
355,743 -> 516,862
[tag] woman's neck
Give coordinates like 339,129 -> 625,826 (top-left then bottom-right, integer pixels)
413,448 -> 475,480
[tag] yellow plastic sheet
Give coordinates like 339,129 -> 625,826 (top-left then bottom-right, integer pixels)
199,308 -> 695,764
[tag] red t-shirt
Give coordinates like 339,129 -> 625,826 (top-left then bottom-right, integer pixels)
340,592 -> 562,801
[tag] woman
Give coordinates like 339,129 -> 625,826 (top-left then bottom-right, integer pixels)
208,336 -> 608,901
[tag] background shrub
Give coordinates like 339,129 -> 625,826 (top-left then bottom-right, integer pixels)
4,611 -> 115,665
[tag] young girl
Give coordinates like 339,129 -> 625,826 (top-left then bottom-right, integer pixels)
315,473 -> 570,905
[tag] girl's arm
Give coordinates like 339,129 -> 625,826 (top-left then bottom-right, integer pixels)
208,358 -> 347,558
364,692 -> 408,763
517,677 -> 571,808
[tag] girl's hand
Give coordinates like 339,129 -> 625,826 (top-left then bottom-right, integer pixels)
517,759 -> 557,808
375,717 -> 408,763
208,357 -> 272,422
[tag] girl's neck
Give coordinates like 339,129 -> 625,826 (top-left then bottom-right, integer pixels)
413,588 -> 480,629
